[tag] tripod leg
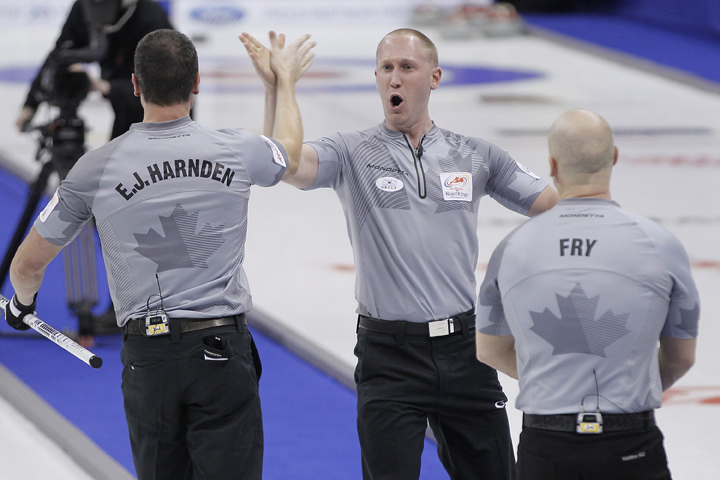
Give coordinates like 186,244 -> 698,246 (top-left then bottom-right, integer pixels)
0,161 -> 55,291
64,222 -> 98,347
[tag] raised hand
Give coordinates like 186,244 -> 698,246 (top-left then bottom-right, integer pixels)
268,33 -> 315,86
239,31 -> 277,88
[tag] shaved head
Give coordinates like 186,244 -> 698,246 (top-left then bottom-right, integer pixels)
377,28 -> 438,68
548,109 -> 616,185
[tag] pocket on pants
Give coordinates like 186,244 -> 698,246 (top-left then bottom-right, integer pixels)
517,441 -> 559,479
128,360 -> 166,372
202,334 -> 231,361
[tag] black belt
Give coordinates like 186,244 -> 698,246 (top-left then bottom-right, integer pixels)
357,309 -> 475,339
523,411 -> 656,433
124,314 -> 246,336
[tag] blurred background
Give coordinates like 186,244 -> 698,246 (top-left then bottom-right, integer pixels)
0,1 -> 718,478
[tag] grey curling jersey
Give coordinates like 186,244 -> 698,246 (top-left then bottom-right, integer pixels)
476,198 -> 700,414
306,122 -> 548,321
34,116 -> 288,325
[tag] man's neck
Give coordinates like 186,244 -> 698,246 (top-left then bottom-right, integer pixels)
559,185 -> 612,200
385,117 -> 433,149
142,102 -> 192,124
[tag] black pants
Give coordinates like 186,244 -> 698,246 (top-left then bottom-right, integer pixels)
517,426 -> 672,480
121,325 -> 263,480
354,325 -> 515,480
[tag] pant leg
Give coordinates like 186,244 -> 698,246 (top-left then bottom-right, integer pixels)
121,336 -> 192,480
355,329 -> 436,480
429,332 -> 515,480
121,326 -> 263,480
184,327 -> 263,480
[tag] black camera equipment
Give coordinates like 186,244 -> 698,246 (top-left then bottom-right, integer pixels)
0,20 -> 110,340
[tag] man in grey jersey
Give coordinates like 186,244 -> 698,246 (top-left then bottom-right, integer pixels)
243,29 -> 557,479
475,109 -> 699,480
5,29 -> 315,480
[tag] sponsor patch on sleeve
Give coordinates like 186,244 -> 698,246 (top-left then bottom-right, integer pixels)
260,135 -> 287,168
516,160 -> 540,179
38,189 -> 59,223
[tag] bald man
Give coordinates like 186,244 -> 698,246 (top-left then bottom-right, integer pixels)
475,109 -> 700,479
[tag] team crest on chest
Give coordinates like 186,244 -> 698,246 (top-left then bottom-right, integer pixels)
375,177 -> 404,192
440,172 -> 472,201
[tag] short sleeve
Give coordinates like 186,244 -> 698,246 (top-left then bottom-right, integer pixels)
658,234 -> 701,338
246,134 -> 289,187
33,142 -> 106,246
304,133 -> 346,190
473,140 -> 548,215
476,233 -> 514,336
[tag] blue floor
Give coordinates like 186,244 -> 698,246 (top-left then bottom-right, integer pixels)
0,325 -> 377,477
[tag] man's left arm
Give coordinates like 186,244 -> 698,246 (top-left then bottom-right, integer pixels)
10,227 -> 63,305
527,185 -> 558,217
658,336 -> 696,391
475,332 -> 518,379
241,31 -> 318,188
479,141 -> 558,216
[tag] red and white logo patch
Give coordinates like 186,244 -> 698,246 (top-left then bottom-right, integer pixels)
260,135 -> 287,168
440,172 -> 472,201
39,189 -> 59,222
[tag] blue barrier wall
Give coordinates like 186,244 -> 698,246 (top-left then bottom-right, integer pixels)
609,0 -> 720,38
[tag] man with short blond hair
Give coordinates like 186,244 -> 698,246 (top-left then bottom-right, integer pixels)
243,28 -> 557,479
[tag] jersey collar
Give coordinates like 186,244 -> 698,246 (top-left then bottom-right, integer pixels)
131,115 -> 194,132
377,121 -> 441,143
559,198 -> 621,208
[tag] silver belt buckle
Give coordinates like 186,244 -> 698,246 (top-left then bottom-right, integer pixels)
428,318 -> 455,337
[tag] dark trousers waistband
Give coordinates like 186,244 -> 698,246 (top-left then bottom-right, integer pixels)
357,309 -> 475,343
523,411 -> 656,433
124,314 -> 246,337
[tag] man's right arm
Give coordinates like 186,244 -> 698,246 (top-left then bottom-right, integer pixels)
240,31 -> 277,137
10,228 -> 63,306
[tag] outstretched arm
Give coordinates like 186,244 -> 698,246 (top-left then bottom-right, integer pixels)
240,31 -> 319,188
268,32 -> 314,173
527,185 -> 559,217
240,31 -> 277,137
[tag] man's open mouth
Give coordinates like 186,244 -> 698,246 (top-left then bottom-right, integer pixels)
390,95 -> 403,107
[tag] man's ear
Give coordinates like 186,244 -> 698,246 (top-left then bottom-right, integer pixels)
612,146 -> 619,166
131,73 -> 141,97
430,67 -> 442,90
193,72 -> 200,95
549,156 -> 558,178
